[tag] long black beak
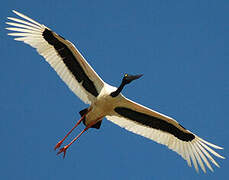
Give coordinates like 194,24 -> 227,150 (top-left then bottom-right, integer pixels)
127,74 -> 143,81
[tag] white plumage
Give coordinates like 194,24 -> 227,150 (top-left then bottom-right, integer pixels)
6,10 -> 224,173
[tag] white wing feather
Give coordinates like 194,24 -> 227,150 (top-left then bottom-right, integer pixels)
6,10 -> 104,104
106,97 -> 224,173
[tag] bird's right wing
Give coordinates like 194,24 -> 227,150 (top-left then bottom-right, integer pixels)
6,10 -> 105,104
106,97 -> 224,173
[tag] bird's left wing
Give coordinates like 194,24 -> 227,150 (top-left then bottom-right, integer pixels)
6,10 -> 104,104
106,97 -> 224,173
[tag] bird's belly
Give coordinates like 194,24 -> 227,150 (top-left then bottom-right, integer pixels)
85,97 -> 115,125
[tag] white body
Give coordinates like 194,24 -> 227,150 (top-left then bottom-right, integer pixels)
85,83 -> 119,125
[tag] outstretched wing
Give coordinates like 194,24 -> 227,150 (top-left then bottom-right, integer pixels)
6,10 -> 105,104
106,97 -> 224,173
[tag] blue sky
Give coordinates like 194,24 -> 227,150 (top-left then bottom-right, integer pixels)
1,1 -> 228,179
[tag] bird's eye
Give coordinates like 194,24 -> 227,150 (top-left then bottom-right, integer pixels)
124,74 -> 128,77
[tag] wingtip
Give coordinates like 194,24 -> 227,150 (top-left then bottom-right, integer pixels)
213,145 -> 224,150
218,146 -> 224,150
12,10 -> 22,17
197,137 -> 224,149
7,17 -> 12,21
12,10 -> 18,14
220,155 -> 226,159
209,167 -> 214,173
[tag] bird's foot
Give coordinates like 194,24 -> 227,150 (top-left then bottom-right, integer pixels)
57,145 -> 69,158
54,140 -> 64,150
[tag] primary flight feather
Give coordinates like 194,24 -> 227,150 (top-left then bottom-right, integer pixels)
6,10 -> 224,173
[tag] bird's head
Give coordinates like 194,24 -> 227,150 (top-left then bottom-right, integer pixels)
122,74 -> 143,85
110,73 -> 143,97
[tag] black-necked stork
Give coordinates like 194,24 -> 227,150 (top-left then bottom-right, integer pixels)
6,10 -> 224,173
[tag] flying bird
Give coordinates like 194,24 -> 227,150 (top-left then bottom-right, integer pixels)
6,10 -> 224,173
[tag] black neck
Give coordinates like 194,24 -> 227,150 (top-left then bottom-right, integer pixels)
110,81 -> 125,97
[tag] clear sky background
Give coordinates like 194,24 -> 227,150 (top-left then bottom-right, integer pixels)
1,1 -> 228,180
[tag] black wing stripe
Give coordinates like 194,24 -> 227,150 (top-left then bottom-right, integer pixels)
114,107 -> 195,141
42,28 -> 99,97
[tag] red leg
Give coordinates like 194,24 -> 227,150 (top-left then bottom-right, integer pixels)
57,120 -> 99,158
54,113 -> 87,150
